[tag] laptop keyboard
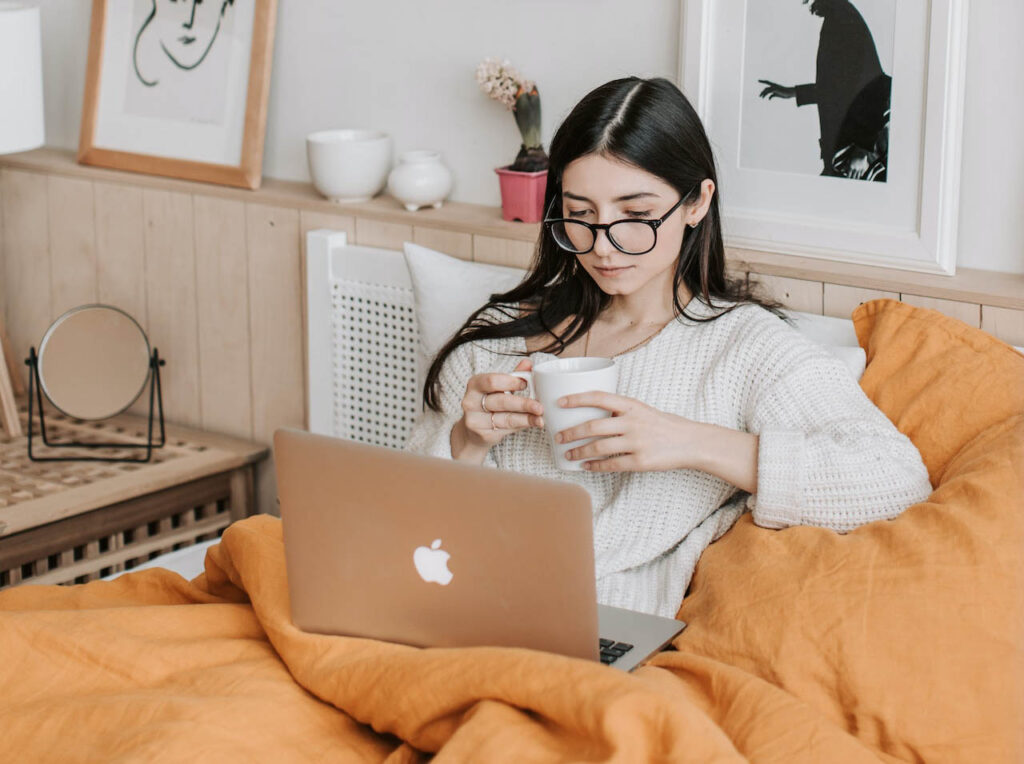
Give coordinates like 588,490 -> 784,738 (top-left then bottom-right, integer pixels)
599,638 -> 634,665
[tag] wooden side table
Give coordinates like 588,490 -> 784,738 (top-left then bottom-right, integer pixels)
0,395 -> 268,588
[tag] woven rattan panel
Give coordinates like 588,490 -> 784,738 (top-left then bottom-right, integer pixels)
0,405 -> 201,511
331,279 -> 420,449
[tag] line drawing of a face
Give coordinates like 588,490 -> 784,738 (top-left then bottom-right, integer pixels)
133,0 -> 235,87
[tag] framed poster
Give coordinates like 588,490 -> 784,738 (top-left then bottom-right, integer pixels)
79,0 -> 277,190
679,0 -> 969,274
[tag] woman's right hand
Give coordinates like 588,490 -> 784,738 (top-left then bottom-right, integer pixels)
451,358 -> 544,460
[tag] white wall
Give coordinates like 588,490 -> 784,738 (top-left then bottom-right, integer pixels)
32,0 -> 1023,274
956,0 -> 1024,274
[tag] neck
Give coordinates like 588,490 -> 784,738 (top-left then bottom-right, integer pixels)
601,270 -> 692,327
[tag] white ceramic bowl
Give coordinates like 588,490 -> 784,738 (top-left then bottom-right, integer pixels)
307,129 -> 392,203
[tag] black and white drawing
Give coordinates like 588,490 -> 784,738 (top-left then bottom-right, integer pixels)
742,0 -> 894,182
683,0 -> 966,272
124,0 -> 239,125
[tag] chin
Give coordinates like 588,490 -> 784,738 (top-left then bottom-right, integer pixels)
586,271 -> 639,294
164,46 -> 202,67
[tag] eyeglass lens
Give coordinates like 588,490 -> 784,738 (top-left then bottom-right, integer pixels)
549,219 -> 657,255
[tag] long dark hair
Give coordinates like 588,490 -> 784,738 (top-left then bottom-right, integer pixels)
424,76 -> 786,412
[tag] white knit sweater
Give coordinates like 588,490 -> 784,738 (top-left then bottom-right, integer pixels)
404,296 -> 934,617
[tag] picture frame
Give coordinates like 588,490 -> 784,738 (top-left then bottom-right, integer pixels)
679,0 -> 969,275
78,0 -> 278,190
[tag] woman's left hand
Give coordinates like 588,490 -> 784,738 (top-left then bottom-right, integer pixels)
554,391 -> 703,472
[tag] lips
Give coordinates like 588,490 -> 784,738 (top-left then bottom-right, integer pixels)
594,265 -> 634,275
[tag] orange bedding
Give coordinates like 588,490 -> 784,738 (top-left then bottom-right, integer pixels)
1,299 -> 1022,762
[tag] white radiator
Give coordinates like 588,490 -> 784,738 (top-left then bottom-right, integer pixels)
306,229 -> 422,450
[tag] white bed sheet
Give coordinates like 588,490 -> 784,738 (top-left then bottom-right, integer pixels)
102,539 -> 218,582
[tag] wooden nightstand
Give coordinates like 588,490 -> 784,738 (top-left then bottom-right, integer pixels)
0,395 -> 268,588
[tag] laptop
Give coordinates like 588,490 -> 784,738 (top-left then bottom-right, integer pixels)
273,427 -> 686,671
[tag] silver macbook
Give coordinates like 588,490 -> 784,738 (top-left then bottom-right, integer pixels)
274,427 -> 685,671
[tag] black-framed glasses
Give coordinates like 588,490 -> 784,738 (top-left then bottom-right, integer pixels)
543,193 -> 689,256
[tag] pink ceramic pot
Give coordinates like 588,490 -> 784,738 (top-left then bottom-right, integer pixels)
495,166 -> 548,223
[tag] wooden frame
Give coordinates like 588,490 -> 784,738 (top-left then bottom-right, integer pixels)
0,320 -> 21,439
679,0 -> 969,275
78,0 -> 277,190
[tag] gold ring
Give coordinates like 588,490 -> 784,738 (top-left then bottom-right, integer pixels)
481,392 -> 490,413
491,412 -> 498,429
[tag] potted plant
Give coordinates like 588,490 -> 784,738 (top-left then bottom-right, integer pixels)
475,57 -> 549,223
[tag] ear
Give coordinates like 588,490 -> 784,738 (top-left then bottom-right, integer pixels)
685,179 -> 716,227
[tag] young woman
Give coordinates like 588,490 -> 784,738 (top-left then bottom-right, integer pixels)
404,77 -> 932,618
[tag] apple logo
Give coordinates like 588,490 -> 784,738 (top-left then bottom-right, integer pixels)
413,538 -> 453,585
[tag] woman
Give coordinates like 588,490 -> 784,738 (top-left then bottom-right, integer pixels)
405,77 -> 932,618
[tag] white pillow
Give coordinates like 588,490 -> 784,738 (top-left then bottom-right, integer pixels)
402,242 -> 526,372
783,310 -> 867,380
402,242 -> 866,381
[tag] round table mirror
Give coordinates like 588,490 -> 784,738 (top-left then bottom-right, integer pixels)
37,305 -> 152,421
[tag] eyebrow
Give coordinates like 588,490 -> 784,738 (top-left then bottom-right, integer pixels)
563,191 -> 661,203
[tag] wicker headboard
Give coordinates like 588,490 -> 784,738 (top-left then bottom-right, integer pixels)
305,229 -> 422,449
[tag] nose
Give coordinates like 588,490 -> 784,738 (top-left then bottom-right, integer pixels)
184,0 -> 199,29
591,227 -> 618,259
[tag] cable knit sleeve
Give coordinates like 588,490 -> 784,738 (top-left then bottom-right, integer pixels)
403,341 -> 498,467
743,322 -> 933,533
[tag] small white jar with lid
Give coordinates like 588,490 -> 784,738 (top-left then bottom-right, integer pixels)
387,150 -> 454,211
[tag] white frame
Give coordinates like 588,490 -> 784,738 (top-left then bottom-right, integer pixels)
679,0 -> 969,275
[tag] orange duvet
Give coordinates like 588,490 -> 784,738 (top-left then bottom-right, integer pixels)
1,299 -> 1022,763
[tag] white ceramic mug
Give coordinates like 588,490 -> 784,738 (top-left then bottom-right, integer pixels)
509,357 -> 619,471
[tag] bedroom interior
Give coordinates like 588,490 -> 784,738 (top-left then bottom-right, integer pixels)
0,0 -> 1022,761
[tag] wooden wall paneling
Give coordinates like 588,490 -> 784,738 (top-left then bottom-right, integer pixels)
300,210 -> 356,241
747,273 -> 823,314
247,203 -> 302,517
472,235 -> 534,268
141,189 -> 202,428
47,175 -> 98,318
0,172 -> 19,404
823,283 -> 899,320
727,243 -> 1024,311
412,227 -> 473,260
981,305 -> 1024,348
899,293 -> 981,327
4,150 -> 1024,309
299,210 -> 356,430
0,170 -> 5,326
194,195 -> 253,440
1,169 -> 51,387
354,217 -> 412,249
95,182 -> 148,327
94,182 -> 149,417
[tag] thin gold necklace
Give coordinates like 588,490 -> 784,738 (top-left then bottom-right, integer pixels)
584,316 -> 674,358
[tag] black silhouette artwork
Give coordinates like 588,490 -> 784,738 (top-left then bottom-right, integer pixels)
133,0 -> 237,87
758,0 -> 891,182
